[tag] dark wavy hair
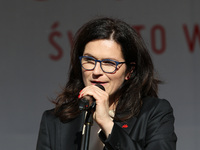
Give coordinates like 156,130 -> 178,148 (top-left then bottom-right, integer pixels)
54,17 -> 161,122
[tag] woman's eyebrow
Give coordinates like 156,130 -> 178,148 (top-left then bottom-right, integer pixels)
83,53 -> 96,59
83,53 -> 121,61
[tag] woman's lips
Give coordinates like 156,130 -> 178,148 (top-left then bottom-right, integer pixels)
90,81 -> 107,85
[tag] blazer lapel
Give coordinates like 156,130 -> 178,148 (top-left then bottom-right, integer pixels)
56,112 -> 85,150
115,116 -> 137,135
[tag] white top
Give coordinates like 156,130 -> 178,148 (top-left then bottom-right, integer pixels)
83,110 -> 115,150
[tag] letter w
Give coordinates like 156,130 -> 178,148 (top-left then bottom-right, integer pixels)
183,24 -> 200,52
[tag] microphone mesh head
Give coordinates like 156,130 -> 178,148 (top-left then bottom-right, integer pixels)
95,84 -> 105,91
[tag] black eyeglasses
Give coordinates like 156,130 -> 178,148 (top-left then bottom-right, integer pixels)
79,56 -> 126,73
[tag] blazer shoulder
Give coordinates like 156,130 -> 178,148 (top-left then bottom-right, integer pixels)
142,97 -> 173,111
43,109 -> 55,115
41,108 -> 58,123
141,97 -> 174,119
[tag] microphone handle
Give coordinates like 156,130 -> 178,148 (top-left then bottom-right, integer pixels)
79,84 -> 105,111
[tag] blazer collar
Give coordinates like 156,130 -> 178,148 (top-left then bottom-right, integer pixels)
115,116 -> 137,134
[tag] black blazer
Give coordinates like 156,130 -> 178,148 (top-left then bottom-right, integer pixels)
36,97 -> 177,150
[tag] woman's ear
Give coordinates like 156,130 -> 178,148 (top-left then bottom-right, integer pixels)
125,63 -> 135,80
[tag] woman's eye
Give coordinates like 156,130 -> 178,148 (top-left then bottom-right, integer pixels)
103,61 -> 116,66
85,58 -> 95,63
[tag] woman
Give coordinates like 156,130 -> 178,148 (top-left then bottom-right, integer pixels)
36,17 -> 177,150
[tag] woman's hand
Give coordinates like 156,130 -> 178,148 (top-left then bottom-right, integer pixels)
78,85 -> 114,137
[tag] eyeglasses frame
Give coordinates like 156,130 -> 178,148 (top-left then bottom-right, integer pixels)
79,56 -> 126,73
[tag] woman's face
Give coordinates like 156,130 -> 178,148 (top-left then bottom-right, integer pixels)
81,39 -> 129,97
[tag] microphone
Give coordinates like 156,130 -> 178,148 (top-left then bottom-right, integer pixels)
79,84 -> 105,111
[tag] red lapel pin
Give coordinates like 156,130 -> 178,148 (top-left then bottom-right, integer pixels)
122,124 -> 128,128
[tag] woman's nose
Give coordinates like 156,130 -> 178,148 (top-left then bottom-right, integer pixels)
93,62 -> 103,75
